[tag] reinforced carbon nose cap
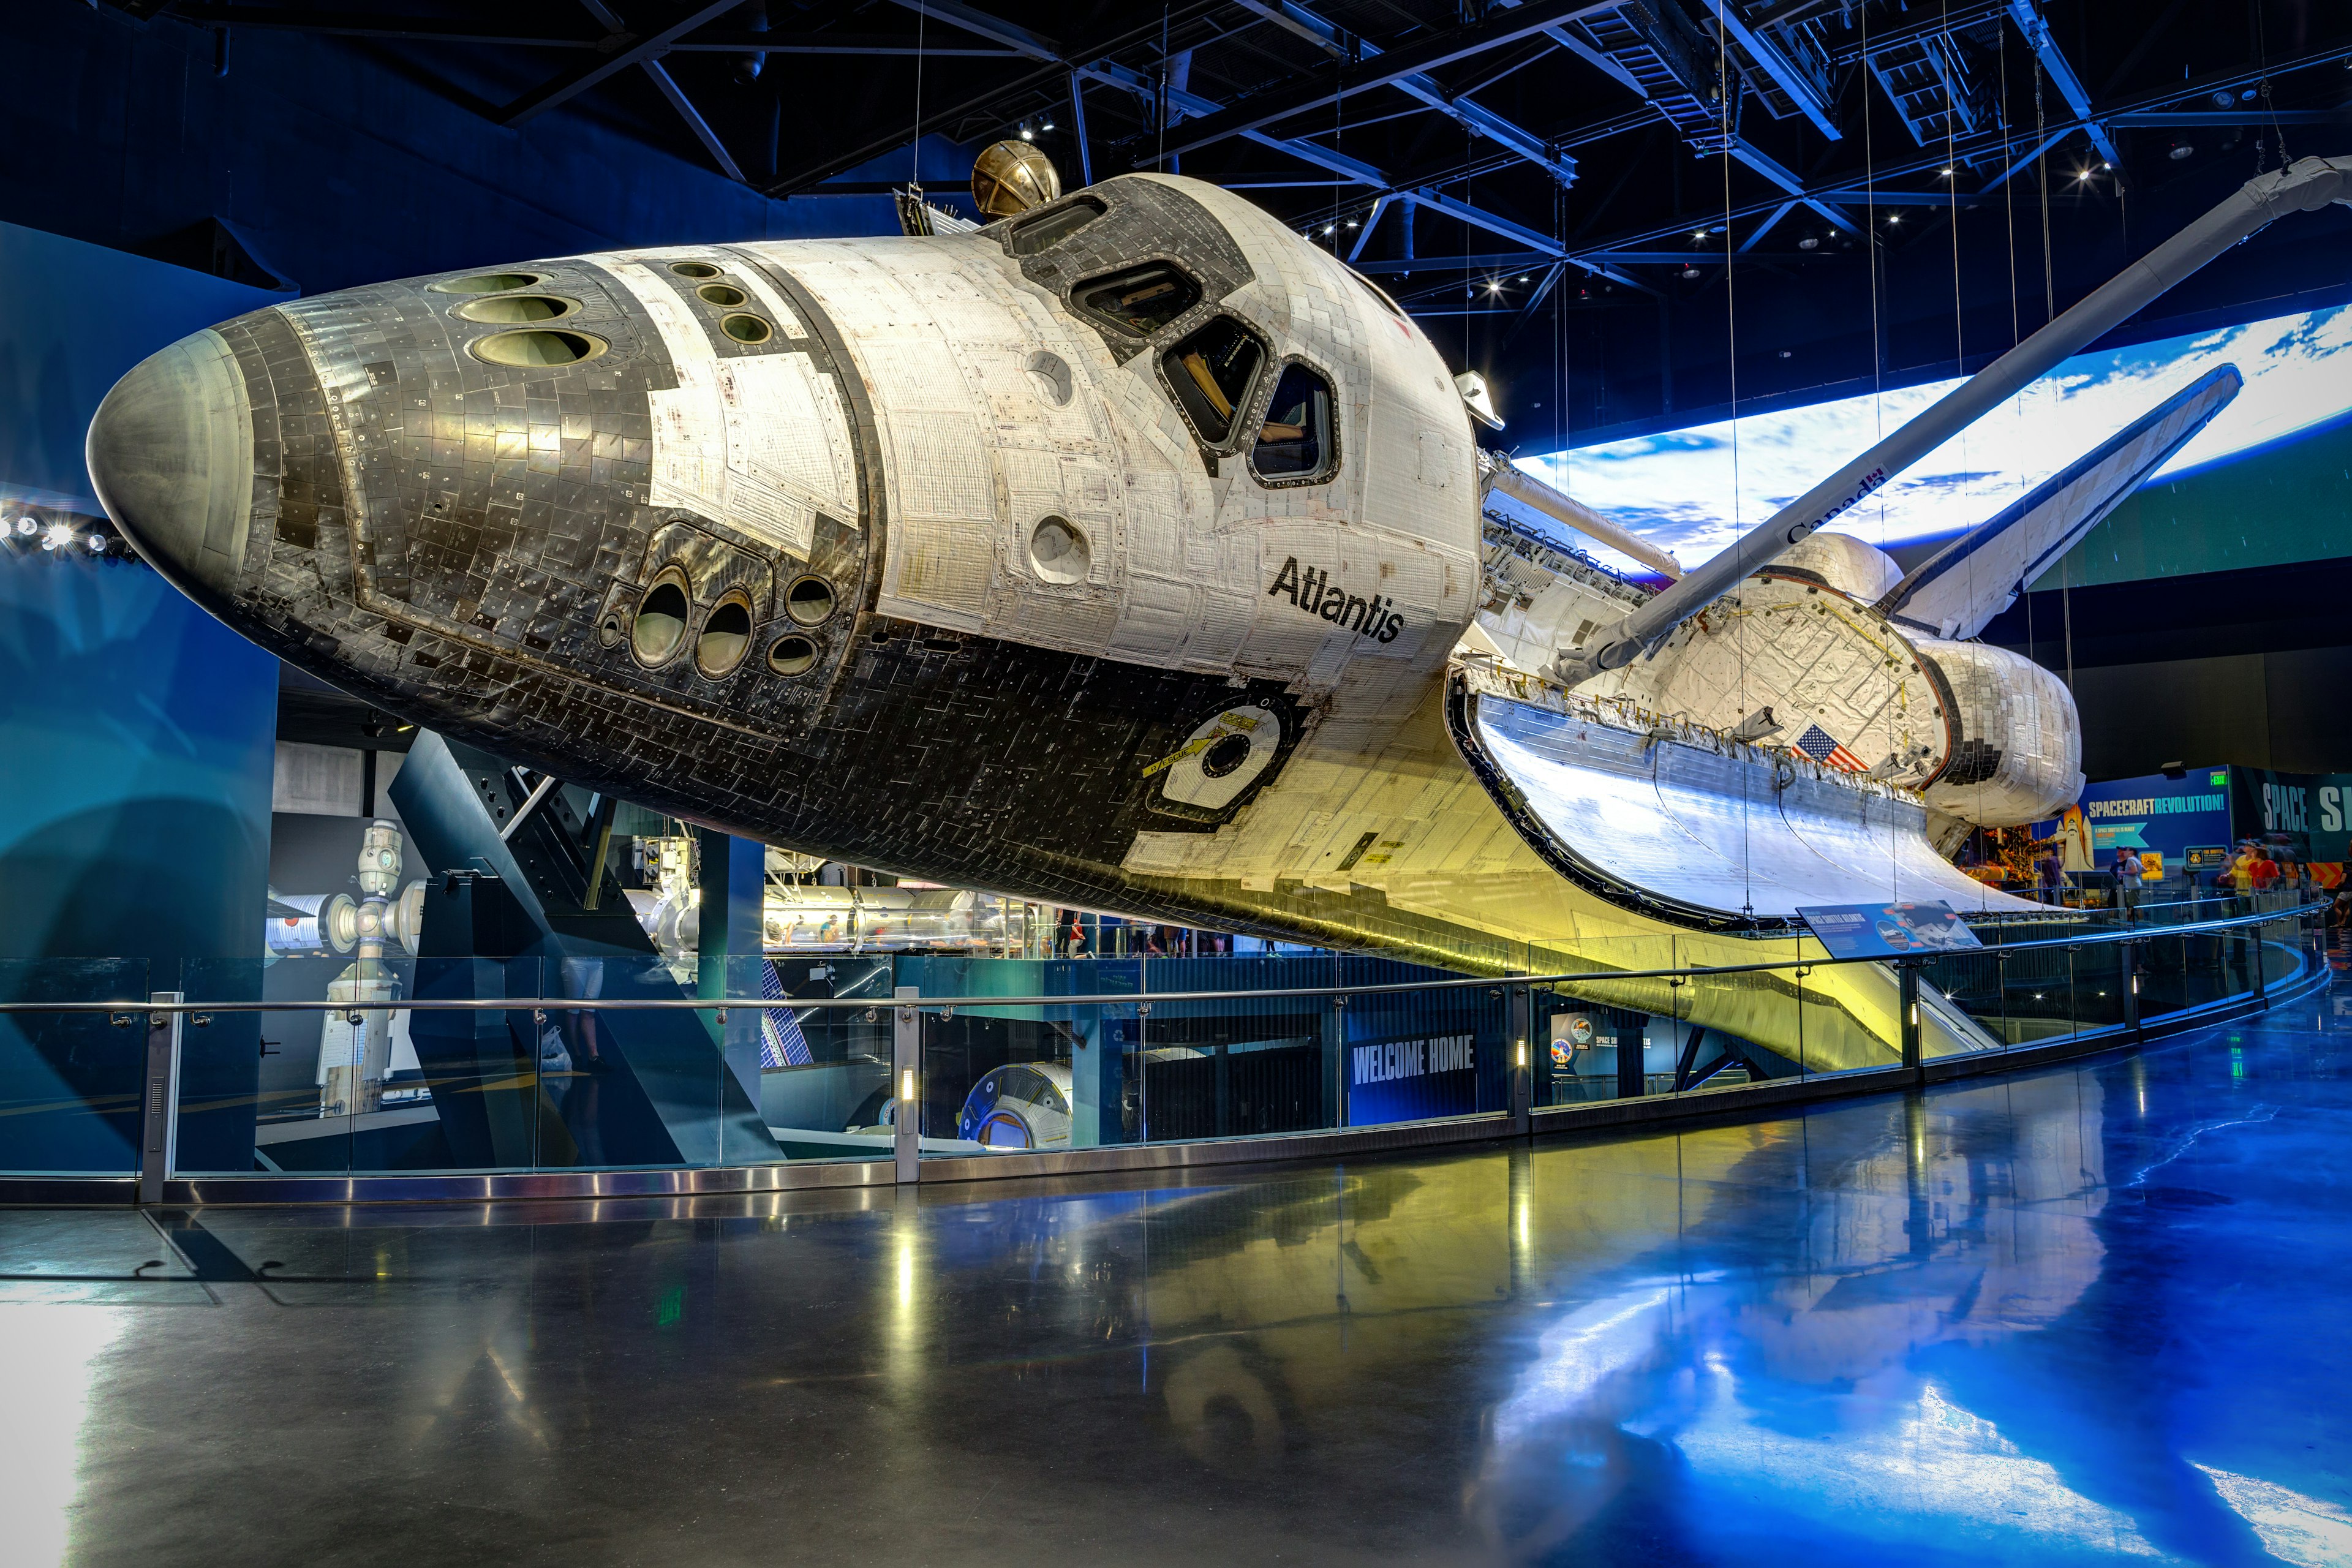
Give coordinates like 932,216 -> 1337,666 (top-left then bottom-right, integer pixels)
86,328 -> 255,603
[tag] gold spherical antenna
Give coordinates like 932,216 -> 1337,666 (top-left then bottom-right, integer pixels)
972,140 -> 1063,219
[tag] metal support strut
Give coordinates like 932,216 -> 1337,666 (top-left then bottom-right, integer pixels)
137,991 -> 184,1205
893,984 -> 920,1183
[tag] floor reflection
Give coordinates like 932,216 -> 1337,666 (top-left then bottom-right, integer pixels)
9,989 -> 2350,1566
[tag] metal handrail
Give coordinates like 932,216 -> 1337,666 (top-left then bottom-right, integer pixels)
0,899 -> 2321,1016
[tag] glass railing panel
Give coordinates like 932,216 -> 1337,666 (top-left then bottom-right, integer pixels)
1335,953 -> 1506,1126
1915,944 -> 2009,1057
906,955 -> 1135,1158
742,952 -> 893,1163
0,959 -> 148,1175
187,953 -> 344,1177
394,954 -> 540,1175
2072,941 -> 2130,1033
1134,955 -> 1339,1141
1519,934 -> 1676,1108
1679,936 -> 1806,1092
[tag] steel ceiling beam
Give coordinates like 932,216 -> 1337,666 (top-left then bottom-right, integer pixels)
1403,186 -> 1657,294
497,0 -> 744,125
166,9 -> 1021,53
1708,6 -> 1839,140
2006,0 -> 2122,170
793,0 -> 1583,268
1231,0 -> 1578,184
575,0 -> 742,181
1153,0 -> 1612,165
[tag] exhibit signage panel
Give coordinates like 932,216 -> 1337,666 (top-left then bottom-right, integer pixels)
1347,1030 -> 1480,1124
2076,769 -> 2232,868
1798,902 -> 1983,959
2230,767 -> 2352,863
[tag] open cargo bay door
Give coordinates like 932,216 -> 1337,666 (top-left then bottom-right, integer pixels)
1446,665 -> 2045,930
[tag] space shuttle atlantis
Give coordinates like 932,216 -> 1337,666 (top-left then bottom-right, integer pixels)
88,156 -> 2352,1070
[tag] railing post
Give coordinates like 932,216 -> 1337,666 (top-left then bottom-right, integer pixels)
893,984 -> 919,1185
1898,963 -> 1921,1079
2255,921 -> 2271,1012
137,992 -> 183,1205
1509,982 -> 1531,1133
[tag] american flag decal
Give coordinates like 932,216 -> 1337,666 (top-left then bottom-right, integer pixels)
1793,724 -> 1869,774
758,959 -> 813,1068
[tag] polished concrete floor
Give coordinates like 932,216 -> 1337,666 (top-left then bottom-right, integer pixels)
7,987 -> 2352,1567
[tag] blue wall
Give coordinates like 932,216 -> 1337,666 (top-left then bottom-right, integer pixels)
0,223 -> 282,1170
1,4 -> 935,301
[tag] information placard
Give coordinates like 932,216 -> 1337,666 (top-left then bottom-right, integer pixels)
1797,901 -> 1983,959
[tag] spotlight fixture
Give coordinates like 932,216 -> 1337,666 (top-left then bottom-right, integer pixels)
2170,141 -> 2195,160
2101,160 -> 2113,170
1345,219 -> 1359,228
1888,213 -> 1902,224
1018,123 -> 1033,141
1516,274 -> 1528,282
1487,281 -> 1501,293
1777,349 -> 1792,359
41,521 -> 75,552
1940,167 -> 1953,176
1798,235 -> 1819,250
9,514 -> 37,538
1039,118 -> 1055,131
84,531 -> 107,553
1679,265 -> 1699,278
1692,228 -> 1708,239
2211,89 -> 2235,108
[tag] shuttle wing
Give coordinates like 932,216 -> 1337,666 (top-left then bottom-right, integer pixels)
1875,363 -> 2241,640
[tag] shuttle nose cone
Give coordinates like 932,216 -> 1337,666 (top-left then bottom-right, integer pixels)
86,329 -> 255,603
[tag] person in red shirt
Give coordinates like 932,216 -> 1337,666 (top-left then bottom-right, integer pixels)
2249,851 -> 2281,897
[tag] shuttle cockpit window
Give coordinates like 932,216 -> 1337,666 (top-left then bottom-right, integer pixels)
1161,315 -> 1267,447
1250,363 -> 1336,484
1074,262 -> 1202,337
1004,195 -> 1106,256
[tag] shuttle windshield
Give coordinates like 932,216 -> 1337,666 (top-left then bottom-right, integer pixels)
1250,363 -> 1335,483
1162,316 -> 1265,446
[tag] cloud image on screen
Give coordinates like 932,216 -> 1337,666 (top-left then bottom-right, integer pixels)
1516,303 -> 2352,576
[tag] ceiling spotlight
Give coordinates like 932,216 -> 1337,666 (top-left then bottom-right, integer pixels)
1517,274 -> 1528,282
1019,124 -> 1033,141
85,531 -> 107,553
1798,235 -> 1819,249
2212,89 -> 2235,108
1692,228 -> 1708,239
9,514 -> 36,537
1888,213 -> 1902,224
2170,141 -> 2195,160
1777,349 -> 1792,359
1939,167 -> 1953,176
1487,281 -> 1501,293
42,521 -> 75,552
2241,88 -> 2258,102
1345,219 -> 1359,228
1321,223 -> 1335,235
1680,265 -> 1700,278
1039,118 -> 1055,131
2101,160 -> 2113,170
